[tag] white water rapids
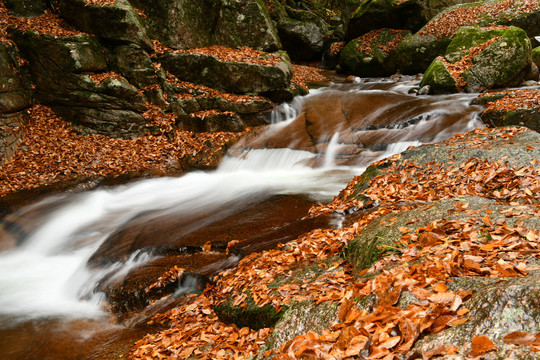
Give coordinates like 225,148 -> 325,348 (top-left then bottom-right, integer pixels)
0,78 -> 483,324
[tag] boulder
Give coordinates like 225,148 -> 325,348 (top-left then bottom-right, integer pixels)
344,0 -> 426,41
158,51 -> 293,99
55,0 -> 153,50
532,46 -> 540,68
176,111 -> 245,132
475,89 -> 540,132
129,0 -> 280,52
339,28 -> 411,76
0,44 -> 31,114
420,26 -> 532,93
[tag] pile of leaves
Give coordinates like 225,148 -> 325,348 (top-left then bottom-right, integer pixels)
418,0 -> 538,38
129,126 -> 539,359
0,105 -> 246,197
441,36 -> 501,88
481,88 -> 540,113
291,64 -> 329,89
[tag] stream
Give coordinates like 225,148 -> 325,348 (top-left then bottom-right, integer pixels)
0,76 -> 483,359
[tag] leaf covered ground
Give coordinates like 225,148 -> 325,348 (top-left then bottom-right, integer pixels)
129,127 -> 540,360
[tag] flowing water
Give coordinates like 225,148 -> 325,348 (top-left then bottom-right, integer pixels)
0,77 -> 484,359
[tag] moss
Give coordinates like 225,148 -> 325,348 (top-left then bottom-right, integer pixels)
445,26 -> 511,63
215,293 -> 285,330
420,57 -> 459,94
340,163 -> 389,202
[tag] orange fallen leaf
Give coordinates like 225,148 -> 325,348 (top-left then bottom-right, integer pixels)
470,335 -> 497,356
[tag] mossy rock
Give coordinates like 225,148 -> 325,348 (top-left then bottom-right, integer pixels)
339,163 -> 389,203
410,271 -> 540,359
56,0 -> 152,50
215,293 -> 284,330
390,32 -> 452,74
345,0 -> 426,41
418,56 -> 459,94
420,26 -> 532,93
339,28 -> 412,77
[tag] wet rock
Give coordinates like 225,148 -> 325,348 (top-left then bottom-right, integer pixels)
129,0 -> 280,52
87,195 -> 318,267
421,26 -> 532,93
158,52 -> 293,100
230,84 -> 480,167
0,44 -> 31,114
344,0 -> 426,41
339,28 -> 411,77
55,0 -> 152,50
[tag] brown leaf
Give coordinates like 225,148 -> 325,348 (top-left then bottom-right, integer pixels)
470,336 -> 497,356
502,331 -> 536,346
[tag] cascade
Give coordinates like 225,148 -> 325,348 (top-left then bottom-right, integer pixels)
0,77 -> 483,358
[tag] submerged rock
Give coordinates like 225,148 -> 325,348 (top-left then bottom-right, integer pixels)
420,26 -> 532,93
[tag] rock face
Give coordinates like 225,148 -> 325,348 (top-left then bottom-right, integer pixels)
12,31 -> 148,138
129,0 -> 281,52
420,26 -> 532,93
277,18 -> 324,61
339,28 -> 411,76
56,0 -> 153,50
